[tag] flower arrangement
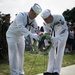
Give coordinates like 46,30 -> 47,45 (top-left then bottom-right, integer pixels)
33,32 -> 53,54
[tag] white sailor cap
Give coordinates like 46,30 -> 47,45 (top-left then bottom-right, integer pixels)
31,3 -> 42,15
41,9 -> 51,19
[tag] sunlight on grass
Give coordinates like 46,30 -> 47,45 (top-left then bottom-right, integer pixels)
0,52 -> 75,75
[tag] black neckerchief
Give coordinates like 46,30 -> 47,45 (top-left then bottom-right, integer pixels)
21,13 -> 34,30
25,16 -> 34,29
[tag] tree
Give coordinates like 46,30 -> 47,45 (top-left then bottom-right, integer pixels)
62,7 -> 75,24
70,7 -> 75,23
62,9 -> 71,22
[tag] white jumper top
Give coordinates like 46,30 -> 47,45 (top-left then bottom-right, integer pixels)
6,12 -> 38,38
43,15 -> 68,41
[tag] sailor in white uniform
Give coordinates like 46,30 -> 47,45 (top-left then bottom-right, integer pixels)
6,3 -> 42,75
41,9 -> 68,75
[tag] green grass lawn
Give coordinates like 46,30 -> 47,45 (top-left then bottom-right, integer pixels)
0,52 -> 75,75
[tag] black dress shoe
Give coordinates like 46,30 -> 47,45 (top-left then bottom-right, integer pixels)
43,72 -> 53,75
53,72 -> 59,75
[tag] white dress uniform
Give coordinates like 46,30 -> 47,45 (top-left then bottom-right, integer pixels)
6,3 -> 42,75
43,15 -> 68,74
6,12 -> 38,75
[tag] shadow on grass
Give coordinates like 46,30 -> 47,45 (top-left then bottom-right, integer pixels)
64,51 -> 75,55
0,59 -> 9,64
0,59 -> 10,75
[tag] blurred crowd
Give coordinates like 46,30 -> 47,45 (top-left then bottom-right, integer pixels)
65,22 -> 75,53
0,12 -> 75,59
0,12 -> 10,59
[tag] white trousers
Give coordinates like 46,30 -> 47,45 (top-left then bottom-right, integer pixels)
6,36 -> 25,75
47,32 -> 68,74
